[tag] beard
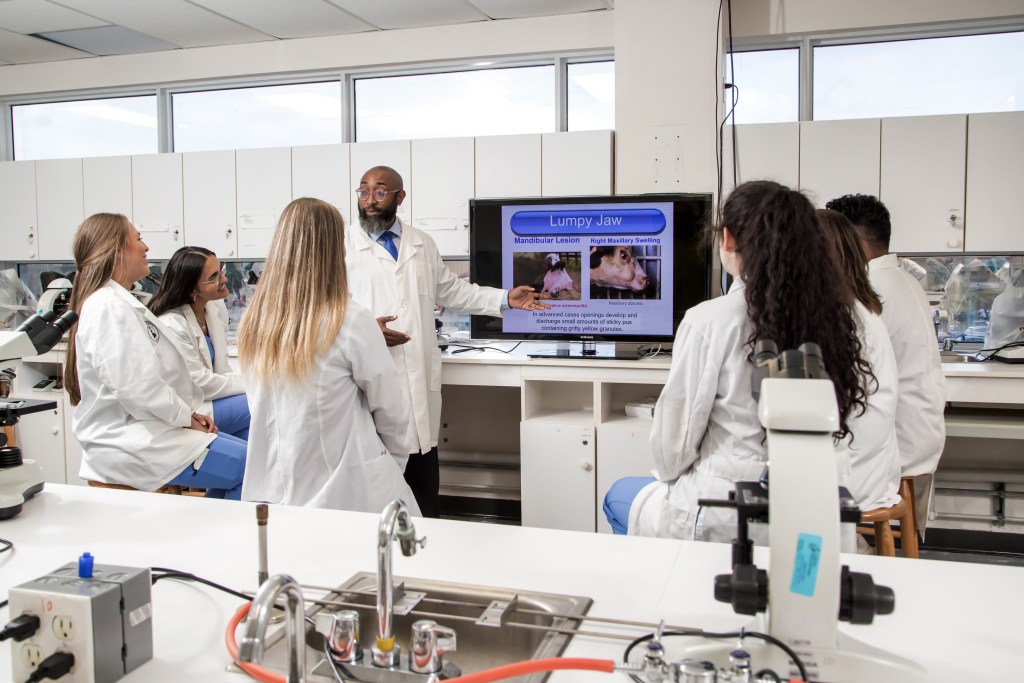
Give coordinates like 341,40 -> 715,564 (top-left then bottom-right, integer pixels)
359,204 -> 398,234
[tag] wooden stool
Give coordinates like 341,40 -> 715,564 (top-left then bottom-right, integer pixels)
2,425 -> 16,448
86,480 -> 185,496
856,478 -> 919,558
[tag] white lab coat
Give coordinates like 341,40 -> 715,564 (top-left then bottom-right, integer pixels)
74,281 -> 214,491
240,298 -> 420,513
869,254 -> 947,477
158,300 -> 244,415
631,282 -> 899,541
345,218 -> 504,453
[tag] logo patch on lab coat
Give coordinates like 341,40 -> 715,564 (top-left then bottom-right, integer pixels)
145,320 -> 160,343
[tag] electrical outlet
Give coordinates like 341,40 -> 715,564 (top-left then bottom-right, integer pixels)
53,615 -> 75,641
21,643 -> 43,668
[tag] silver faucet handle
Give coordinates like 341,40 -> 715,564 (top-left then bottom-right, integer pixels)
397,528 -> 427,556
409,620 -> 457,674
316,610 -> 362,663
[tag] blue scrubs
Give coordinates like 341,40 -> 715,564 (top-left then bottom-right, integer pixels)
167,432 -> 248,500
603,476 -> 655,534
206,335 -> 251,441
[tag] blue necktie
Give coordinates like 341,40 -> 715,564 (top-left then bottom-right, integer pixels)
379,230 -> 399,260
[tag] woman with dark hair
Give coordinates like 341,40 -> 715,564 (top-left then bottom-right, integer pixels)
604,181 -> 900,542
65,214 -> 246,498
817,209 -> 882,315
150,246 -> 249,440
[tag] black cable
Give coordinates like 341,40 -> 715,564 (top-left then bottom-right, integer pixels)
622,629 -> 808,683
726,0 -> 738,190
756,669 -> 782,682
0,536 -> 12,553
448,341 -> 522,354
149,567 -> 252,602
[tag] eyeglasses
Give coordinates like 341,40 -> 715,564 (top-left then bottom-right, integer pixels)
355,188 -> 401,200
199,269 -> 226,286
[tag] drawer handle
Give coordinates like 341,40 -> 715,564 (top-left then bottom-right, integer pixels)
580,460 -> 593,472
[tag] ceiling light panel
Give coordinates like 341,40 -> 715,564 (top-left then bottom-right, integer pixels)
53,0 -> 273,49
0,24 -> 89,63
35,25 -> 179,56
189,0 -> 376,39
468,0 -> 609,20
325,0 -> 489,30
0,0 -> 108,34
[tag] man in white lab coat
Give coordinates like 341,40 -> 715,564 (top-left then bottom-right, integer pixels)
827,194 -> 947,534
345,166 -> 549,516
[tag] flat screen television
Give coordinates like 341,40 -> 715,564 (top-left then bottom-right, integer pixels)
469,193 -> 713,358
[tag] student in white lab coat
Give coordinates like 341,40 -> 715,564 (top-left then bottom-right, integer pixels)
149,246 -> 250,439
64,214 -> 247,498
826,194 -> 946,533
237,197 -> 419,513
604,181 -> 893,541
345,166 -> 550,517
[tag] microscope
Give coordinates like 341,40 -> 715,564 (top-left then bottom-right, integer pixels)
670,341 -> 925,682
0,310 -> 78,520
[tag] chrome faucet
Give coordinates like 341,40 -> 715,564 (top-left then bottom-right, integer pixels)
238,574 -> 307,683
943,337 -> 959,352
372,499 -> 426,668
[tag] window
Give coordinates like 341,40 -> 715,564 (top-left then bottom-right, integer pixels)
354,66 -> 555,142
172,82 -> 342,152
814,31 -> 1024,120
568,61 -> 615,131
12,95 -> 158,160
725,49 -> 799,124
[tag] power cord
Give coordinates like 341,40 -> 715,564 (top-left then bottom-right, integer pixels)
25,651 -> 75,682
150,566 -> 252,601
449,341 -> 523,354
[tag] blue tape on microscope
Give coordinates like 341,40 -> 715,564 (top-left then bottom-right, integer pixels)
789,532 -> 823,597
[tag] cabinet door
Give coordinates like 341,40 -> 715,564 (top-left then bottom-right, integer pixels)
236,147 -> 292,259
13,402 -> 66,485
881,115 -> 966,253
411,137 -> 474,257
966,111 -> 1024,252
799,119 -> 880,208
724,123 -> 800,194
475,134 -> 541,199
520,422 -> 595,532
84,155 -> 133,220
350,140 -> 412,228
595,424 -> 655,534
36,159 -> 84,261
0,161 -> 38,260
292,143 -> 350,220
132,153 -> 185,259
183,150 -> 238,257
542,130 -> 613,196
62,399 -> 85,486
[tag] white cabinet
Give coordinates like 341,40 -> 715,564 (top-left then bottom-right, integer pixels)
411,137 -> 474,257
84,156 -> 133,220
350,140 -> 412,229
236,147 -> 291,259
13,400 -> 67,484
723,123 -> 800,194
0,161 -> 38,261
799,119 -> 880,208
35,159 -> 84,261
291,144 -> 350,223
183,150 -> 238,257
965,111 -> 1024,252
521,421 -> 596,532
881,115 -> 967,253
475,134 -> 542,199
132,153 -> 184,259
542,130 -> 614,196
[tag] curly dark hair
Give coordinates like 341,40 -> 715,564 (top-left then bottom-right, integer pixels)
825,193 -> 891,252
148,246 -> 215,317
720,181 -> 875,438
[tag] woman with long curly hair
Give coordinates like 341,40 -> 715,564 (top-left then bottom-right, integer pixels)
604,181 -> 900,541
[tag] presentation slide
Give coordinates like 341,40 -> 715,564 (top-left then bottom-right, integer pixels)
499,201 -> 675,337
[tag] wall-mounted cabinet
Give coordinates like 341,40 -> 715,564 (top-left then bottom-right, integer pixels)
36,159 -> 83,261
799,119 -> 880,209
723,123 -> 800,194
475,134 -> 542,199
411,137 -> 474,257
542,130 -> 614,196
183,150 -> 238,257
291,144 -> 350,225
0,161 -> 38,261
133,153 -> 184,259
965,111 -> 1024,253
83,156 -> 133,221
236,147 -> 291,258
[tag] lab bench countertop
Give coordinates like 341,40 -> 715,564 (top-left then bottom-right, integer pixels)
1,485 -> 1021,682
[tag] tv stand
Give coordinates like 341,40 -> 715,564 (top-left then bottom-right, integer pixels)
527,341 -> 643,360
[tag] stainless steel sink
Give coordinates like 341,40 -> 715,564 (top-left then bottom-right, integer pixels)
940,352 -> 987,363
256,572 -> 592,683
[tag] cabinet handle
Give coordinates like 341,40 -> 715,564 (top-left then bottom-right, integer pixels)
50,426 -> 59,435
579,460 -> 593,472
173,229 -> 181,240
226,227 -> 234,237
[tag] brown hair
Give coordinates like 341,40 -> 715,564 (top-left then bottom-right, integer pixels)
816,209 -> 883,315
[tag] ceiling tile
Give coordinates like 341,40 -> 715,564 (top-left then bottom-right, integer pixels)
325,0 -> 488,30
468,0 -> 609,20
0,25 -> 89,63
0,0 -> 108,34
190,0 -> 375,39
56,0 -> 273,48
36,25 -> 180,56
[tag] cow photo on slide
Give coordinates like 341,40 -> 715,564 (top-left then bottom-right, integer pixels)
589,245 -> 661,299
513,252 -> 583,301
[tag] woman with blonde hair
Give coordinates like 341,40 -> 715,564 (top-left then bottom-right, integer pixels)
237,198 -> 418,513
65,213 -> 247,498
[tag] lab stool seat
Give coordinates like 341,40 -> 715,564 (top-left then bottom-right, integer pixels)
856,477 -> 920,558
86,480 -> 202,496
